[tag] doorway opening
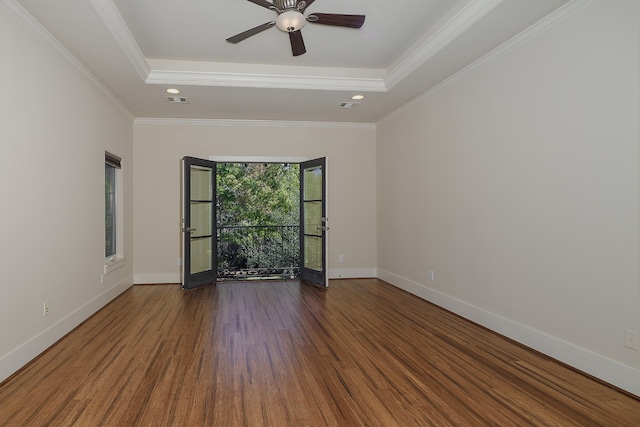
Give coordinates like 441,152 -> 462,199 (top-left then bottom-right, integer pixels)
182,156 -> 327,289
216,162 -> 300,281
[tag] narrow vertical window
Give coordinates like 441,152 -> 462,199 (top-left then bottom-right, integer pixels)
105,152 -> 121,258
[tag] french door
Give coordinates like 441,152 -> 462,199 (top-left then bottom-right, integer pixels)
182,156 -> 217,290
299,158 -> 328,287
182,156 -> 326,288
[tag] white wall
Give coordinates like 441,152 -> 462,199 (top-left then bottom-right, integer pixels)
0,6 -> 134,383
377,0 -> 640,396
133,121 -> 377,284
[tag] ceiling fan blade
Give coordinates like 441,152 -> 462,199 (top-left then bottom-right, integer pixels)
297,0 -> 315,12
226,22 -> 275,43
289,30 -> 306,56
307,13 -> 365,28
247,0 -> 275,10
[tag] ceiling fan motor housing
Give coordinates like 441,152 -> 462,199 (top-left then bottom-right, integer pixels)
274,0 -> 299,10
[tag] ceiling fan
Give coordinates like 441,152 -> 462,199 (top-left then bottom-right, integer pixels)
226,0 -> 365,56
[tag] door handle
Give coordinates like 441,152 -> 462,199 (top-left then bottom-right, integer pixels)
182,227 -> 197,233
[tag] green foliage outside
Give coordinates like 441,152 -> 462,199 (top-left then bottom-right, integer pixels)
216,163 -> 300,278
217,163 -> 299,226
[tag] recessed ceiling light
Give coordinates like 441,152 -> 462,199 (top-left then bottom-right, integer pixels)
166,88 -> 181,94
351,95 -> 365,100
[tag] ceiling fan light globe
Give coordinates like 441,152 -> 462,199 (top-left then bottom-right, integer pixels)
276,10 -> 306,32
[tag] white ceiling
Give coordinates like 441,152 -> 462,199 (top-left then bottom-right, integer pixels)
12,0 -> 573,123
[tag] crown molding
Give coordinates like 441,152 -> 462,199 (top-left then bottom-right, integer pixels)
384,0 -> 505,91
88,0 -> 150,81
379,0 -> 598,125
146,69 -> 386,92
134,117 -> 376,130
0,0 -> 133,119
145,59 -> 386,91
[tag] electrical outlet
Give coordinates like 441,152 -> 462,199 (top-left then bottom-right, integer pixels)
429,270 -> 435,281
338,255 -> 344,263
177,257 -> 182,266
624,329 -> 638,350
43,301 -> 49,317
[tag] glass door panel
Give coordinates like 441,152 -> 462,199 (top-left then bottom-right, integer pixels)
303,167 -> 323,200
190,202 -> 213,236
300,158 -> 327,287
182,157 -> 217,290
304,236 -> 323,271
303,201 -> 322,234
190,237 -> 212,274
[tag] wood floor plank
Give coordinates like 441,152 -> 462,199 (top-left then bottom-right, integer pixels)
0,279 -> 639,426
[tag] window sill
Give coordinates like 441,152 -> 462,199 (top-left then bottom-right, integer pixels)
104,256 -> 125,275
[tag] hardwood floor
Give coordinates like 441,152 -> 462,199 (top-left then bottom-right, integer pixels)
0,279 -> 638,426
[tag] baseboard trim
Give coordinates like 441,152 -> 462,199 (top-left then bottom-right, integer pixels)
134,273 -> 181,284
0,276 -> 133,384
329,268 -> 377,279
377,268 -> 640,398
